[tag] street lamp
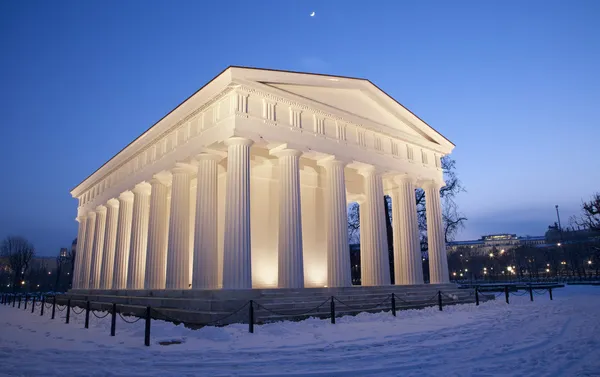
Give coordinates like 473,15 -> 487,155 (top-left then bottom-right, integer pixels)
555,205 -> 564,242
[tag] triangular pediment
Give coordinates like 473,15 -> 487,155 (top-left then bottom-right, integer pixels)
228,67 -> 453,152
264,83 -> 427,140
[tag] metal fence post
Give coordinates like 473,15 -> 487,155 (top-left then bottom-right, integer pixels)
549,288 -> 553,300
391,293 -> 396,317
144,306 -> 151,347
438,291 -> 443,311
31,296 -> 36,313
85,301 -> 90,329
475,287 -> 480,306
18,295 -> 21,309
40,296 -> 45,316
248,300 -> 254,334
24,295 -> 28,310
504,286 -> 509,304
529,286 -> 534,302
330,297 -> 336,324
66,299 -> 71,324
51,296 -> 56,319
13,294 -> 16,307
110,303 -> 116,336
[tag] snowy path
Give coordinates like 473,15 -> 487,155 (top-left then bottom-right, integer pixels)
1,286 -> 599,377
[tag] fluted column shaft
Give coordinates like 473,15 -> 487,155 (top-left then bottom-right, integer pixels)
360,168 -> 390,286
89,207 -> 107,289
127,183 -> 151,289
80,212 -> 96,289
321,159 -> 351,287
424,182 -> 449,284
112,192 -> 134,289
223,137 -> 253,289
145,177 -> 170,289
275,149 -> 304,288
72,214 -> 88,289
392,177 -> 424,285
166,165 -> 193,289
192,155 -> 221,289
100,199 -> 119,289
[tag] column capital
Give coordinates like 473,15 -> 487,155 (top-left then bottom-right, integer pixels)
357,165 -> 385,177
132,182 -> 152,195
316,155 -> 350,168
420,179 -> 445,190
106,198 -> 120,208
224,137 -> 254,147
118,190 -> 134,202
76,207 -> 88,220
171,162 -> 196,175
270,147 -> 303,158
395,174 -> 418,186
269,143 -> 304,158
95,204 -> 107,213
195,152 -> 225,162
150,171 -> 172,187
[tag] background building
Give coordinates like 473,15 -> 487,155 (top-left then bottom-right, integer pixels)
447,233 -> 547,255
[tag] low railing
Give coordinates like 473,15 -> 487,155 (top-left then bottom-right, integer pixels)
0,286 -> 556,347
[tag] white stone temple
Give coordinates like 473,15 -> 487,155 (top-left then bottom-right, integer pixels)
70,66 -> 454,292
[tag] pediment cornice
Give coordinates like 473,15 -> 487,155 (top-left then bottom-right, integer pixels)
233,78 -> 450,155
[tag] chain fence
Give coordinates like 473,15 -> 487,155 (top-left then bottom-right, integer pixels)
0,284 -> 559,347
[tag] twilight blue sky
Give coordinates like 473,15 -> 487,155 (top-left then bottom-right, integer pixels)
1,0 -> 599,256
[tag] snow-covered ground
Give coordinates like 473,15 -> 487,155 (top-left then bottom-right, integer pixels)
1,286 -> 599,377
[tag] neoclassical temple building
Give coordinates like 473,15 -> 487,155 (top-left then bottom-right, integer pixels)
70,67 -> 454,292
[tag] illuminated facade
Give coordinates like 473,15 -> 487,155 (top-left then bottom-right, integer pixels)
70,67 -> 454,291
447,233 -> 547,255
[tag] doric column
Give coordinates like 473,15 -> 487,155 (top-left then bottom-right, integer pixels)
359,167 -> 390,286
71,211 -> 88,289
112,191 -> 134,289
127,182 -> 151,290
192,154 -> 222,289
80,212 -> 96,289
319,158 -> 351,287
166,163 -> 194,289
100,199 -> 119,289
424,181 -> 449,284
392,176 -> 424,285
144,174 -> 171,289
272,148 -> 304,288
222,137 -> 253,289
90,206 -> 108,289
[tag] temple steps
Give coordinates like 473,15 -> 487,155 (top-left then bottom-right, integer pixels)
62,284 -> 484,325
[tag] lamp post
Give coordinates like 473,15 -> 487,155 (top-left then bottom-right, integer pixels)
555,205 -> 563,241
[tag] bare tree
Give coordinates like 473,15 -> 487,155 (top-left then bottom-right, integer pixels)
0,236 -> 35,291
348,156 -> 467,282
416,156 -> 467,250
575,193 -> 600,232
347,202 -> 361,244
443,199 -> 468,243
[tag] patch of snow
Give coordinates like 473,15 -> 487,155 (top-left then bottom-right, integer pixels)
1,286 -> 599,376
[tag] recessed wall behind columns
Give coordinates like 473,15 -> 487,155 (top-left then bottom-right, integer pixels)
301,166 -> 327,287
250,161 -> 279,288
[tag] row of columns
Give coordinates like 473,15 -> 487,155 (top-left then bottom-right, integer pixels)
73,136 -> 449,291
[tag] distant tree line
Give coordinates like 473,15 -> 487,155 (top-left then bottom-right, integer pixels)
0,236 -> 75,293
